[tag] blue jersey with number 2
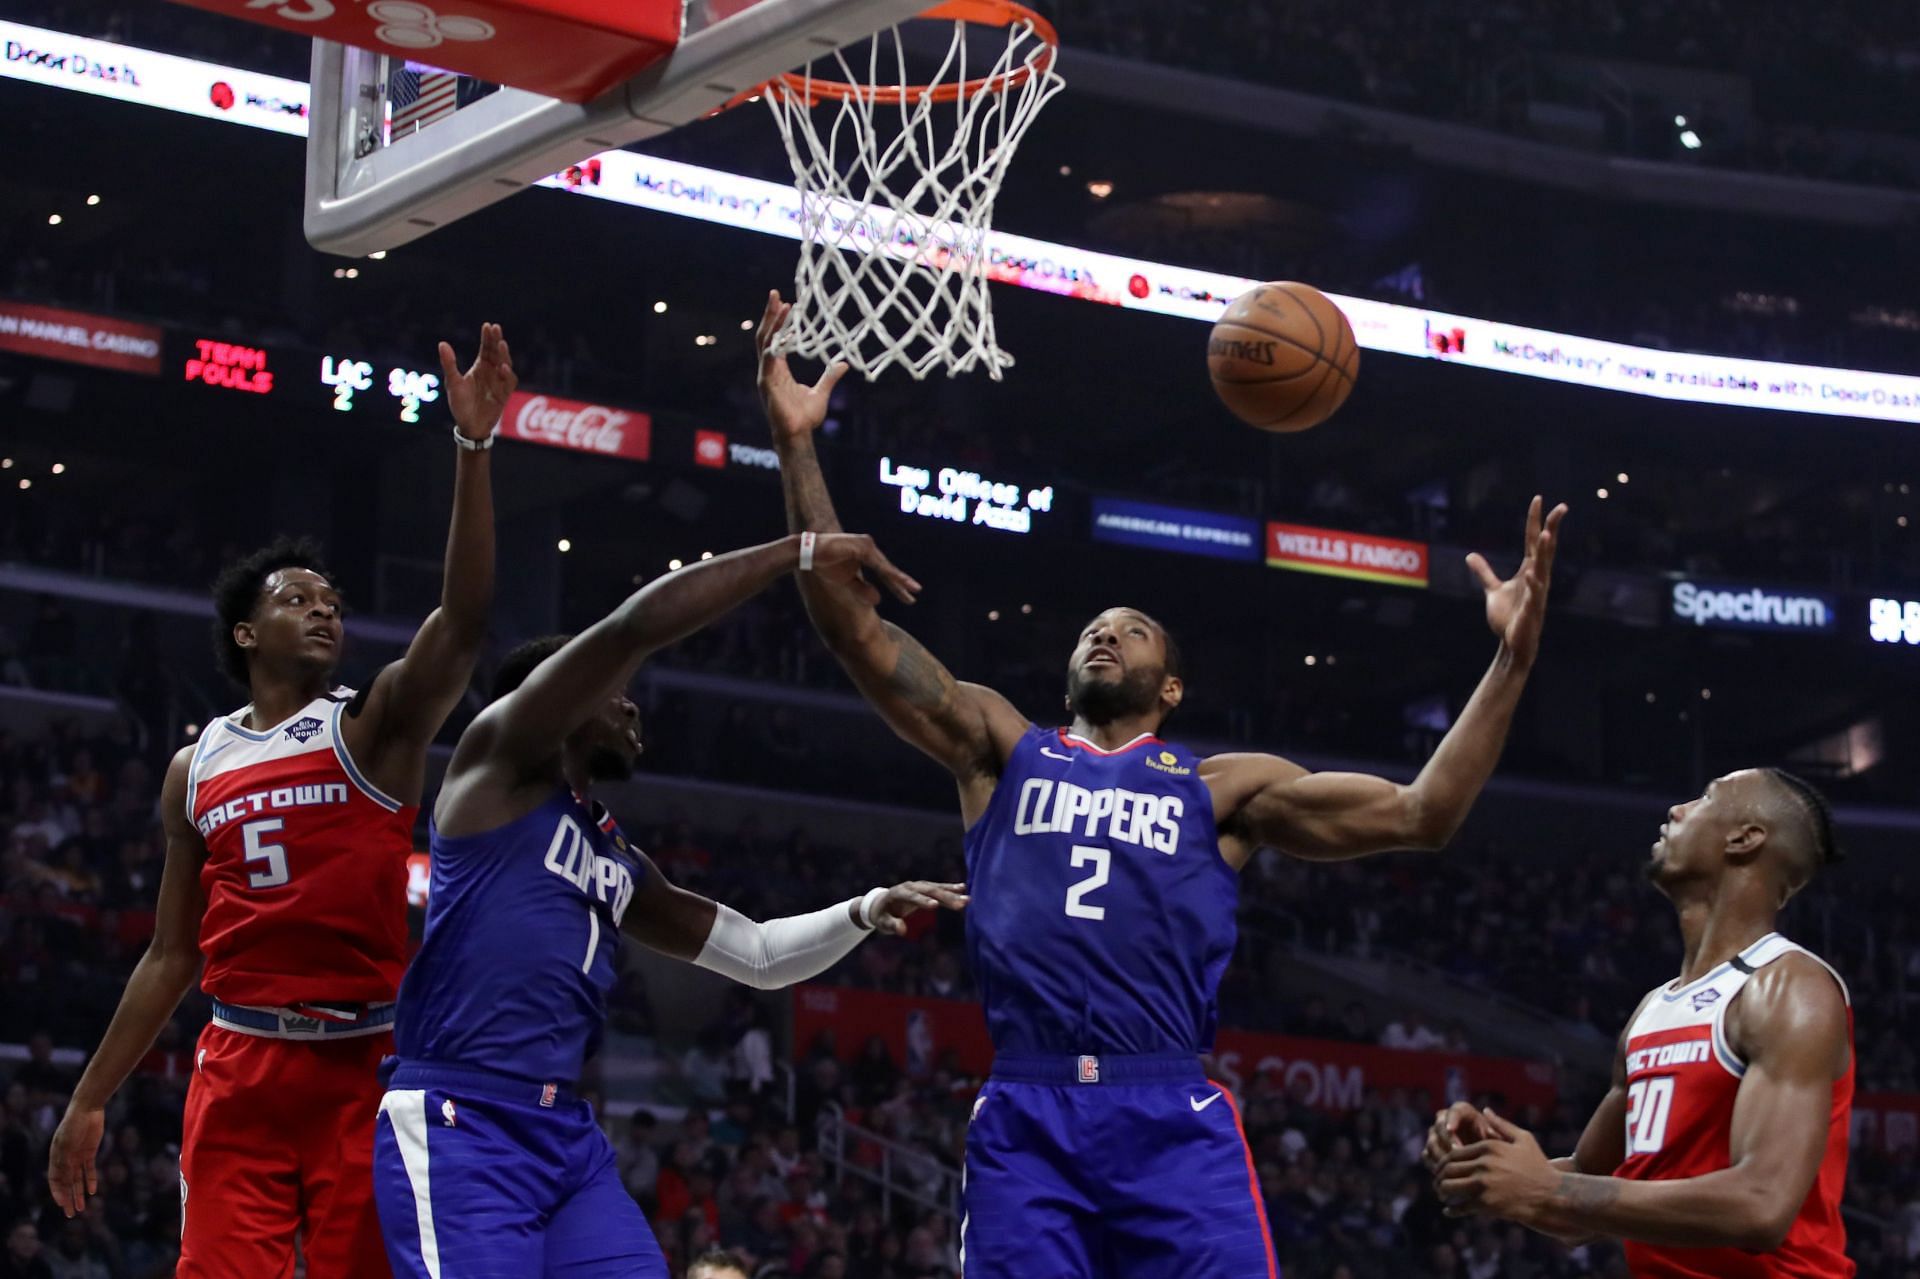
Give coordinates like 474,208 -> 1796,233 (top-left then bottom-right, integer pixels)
962,726 -> 1237,1056
396,788 -> 641,1084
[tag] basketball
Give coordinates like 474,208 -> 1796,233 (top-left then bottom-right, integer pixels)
1207,281 -> 1360,432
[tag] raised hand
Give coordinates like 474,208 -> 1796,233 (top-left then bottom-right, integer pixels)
757,290 -> 848,444
439,322 -> 518,442
808,533 -> 922,608
868,881 -> 970,935
1466,496 -> 1567,668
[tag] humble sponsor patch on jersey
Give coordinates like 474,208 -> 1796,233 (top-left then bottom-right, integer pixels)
1144,749 -> 1191,776
195,783 -> 350,836
1627,1040 -> 1714,1074
1012,778 -> 1185,855
283,716 -> 325,743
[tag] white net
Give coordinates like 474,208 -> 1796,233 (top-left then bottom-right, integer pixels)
762,6 -> 1063,379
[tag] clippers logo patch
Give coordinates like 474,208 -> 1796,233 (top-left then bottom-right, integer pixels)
284,716 -> 325,743
1077,1055 -> 1100,1083
540,1083 -> 558,1108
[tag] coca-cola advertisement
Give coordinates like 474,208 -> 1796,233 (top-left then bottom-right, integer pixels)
501,390 -> 651,462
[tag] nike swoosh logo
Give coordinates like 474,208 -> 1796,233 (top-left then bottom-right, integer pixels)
199,738 -> 236,765
1040,747 -> 1072,761
1190,1092 -> 1224,1113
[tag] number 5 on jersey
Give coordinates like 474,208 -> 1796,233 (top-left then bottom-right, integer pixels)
242,818 -> 290,889
1065,845 -> 1110,920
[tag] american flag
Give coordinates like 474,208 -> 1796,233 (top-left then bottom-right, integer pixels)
389,63 -> 459,136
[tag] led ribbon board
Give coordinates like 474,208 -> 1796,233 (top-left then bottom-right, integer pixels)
8,19 -> 1920,424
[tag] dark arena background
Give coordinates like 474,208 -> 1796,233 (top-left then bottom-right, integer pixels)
3,0 -> 1920,1276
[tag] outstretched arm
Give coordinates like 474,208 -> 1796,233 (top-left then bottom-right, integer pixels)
1437,956 -> 1847,1250
49,747 -> 207,1217
462,532 -> 917,781
1208,498 -> 1566,861
354,325 -> 516,793
757,291 -> 1029,800
621,851 -> 969,988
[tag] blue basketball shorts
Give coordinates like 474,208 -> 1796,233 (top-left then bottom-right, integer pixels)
961,1054 -> 1278,1279
372,1060 -> 666,1279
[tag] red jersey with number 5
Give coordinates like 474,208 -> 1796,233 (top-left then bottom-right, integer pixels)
185,689 -> 416,1006
1616,932 -> 1854,1279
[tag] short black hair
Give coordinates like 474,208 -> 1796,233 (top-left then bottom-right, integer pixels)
210,536 -> 335,686
1761,767 -> 1843,868
492,635 -> 574,701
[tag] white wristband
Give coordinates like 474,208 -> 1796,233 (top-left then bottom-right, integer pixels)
855,886 -> 889,931
453,423 -> 496,451
799,531 -> 817,571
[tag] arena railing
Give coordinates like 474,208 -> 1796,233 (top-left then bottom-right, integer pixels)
813,1103 -> 962,1222
6,18 -> 1920,427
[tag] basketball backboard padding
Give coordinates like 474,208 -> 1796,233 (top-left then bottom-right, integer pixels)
304,0 -> 931,257
169,0 -> 681,103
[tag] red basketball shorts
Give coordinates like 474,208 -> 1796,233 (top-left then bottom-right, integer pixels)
177,1023 -> 393,1279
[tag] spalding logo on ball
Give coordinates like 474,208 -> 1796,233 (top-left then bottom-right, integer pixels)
1207,281 -> 1359,433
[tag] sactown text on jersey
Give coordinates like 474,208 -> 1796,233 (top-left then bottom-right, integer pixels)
196,784 -> 349,836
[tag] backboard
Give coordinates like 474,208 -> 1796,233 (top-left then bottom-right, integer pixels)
303,0 -> 930,256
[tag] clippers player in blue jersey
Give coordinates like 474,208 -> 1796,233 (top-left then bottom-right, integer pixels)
756,291 -> 1567,1278
372,528 -> 968,1279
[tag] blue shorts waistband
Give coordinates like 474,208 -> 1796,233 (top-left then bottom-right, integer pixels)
989,1052 -> 1205,1085
211,1000 -> 395,1040
380,1058 -> 578,1106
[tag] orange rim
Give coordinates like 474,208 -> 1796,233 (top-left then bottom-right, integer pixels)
759,0 -> 1057,107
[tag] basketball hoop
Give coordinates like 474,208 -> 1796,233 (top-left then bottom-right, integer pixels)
752,0 -> 1063,379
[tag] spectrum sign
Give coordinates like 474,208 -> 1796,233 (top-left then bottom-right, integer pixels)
1669,581 -> 1835,633
1266,522 -> 1429,588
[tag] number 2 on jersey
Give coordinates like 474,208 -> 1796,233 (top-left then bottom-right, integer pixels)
1625,1076 -> 1675,1155
1064,845 -> 1110,920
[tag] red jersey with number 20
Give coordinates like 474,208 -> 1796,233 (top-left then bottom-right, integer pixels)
1616,932 -> 1854,1279
185,689 -> 416,1006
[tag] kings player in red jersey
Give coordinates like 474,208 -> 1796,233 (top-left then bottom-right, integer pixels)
46,326 -> 519,1278
1426,767 -> 1853,1278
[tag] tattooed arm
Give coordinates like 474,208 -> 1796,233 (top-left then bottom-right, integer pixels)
1437,956 -> 1848,1250
755,292 -> 1028,819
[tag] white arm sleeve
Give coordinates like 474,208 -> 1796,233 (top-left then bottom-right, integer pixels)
692,897 -> 874,991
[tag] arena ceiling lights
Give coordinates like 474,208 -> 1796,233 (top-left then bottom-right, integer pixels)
7,18 -> 1920,426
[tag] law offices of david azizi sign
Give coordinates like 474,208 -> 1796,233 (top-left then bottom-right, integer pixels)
878,457 -> 1056,535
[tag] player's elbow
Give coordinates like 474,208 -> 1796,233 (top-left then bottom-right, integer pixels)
733,949 -> 785,992
142,938 -> 202,997
1729,1189 -> 1798,1251
1400,792 -> 1458,852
